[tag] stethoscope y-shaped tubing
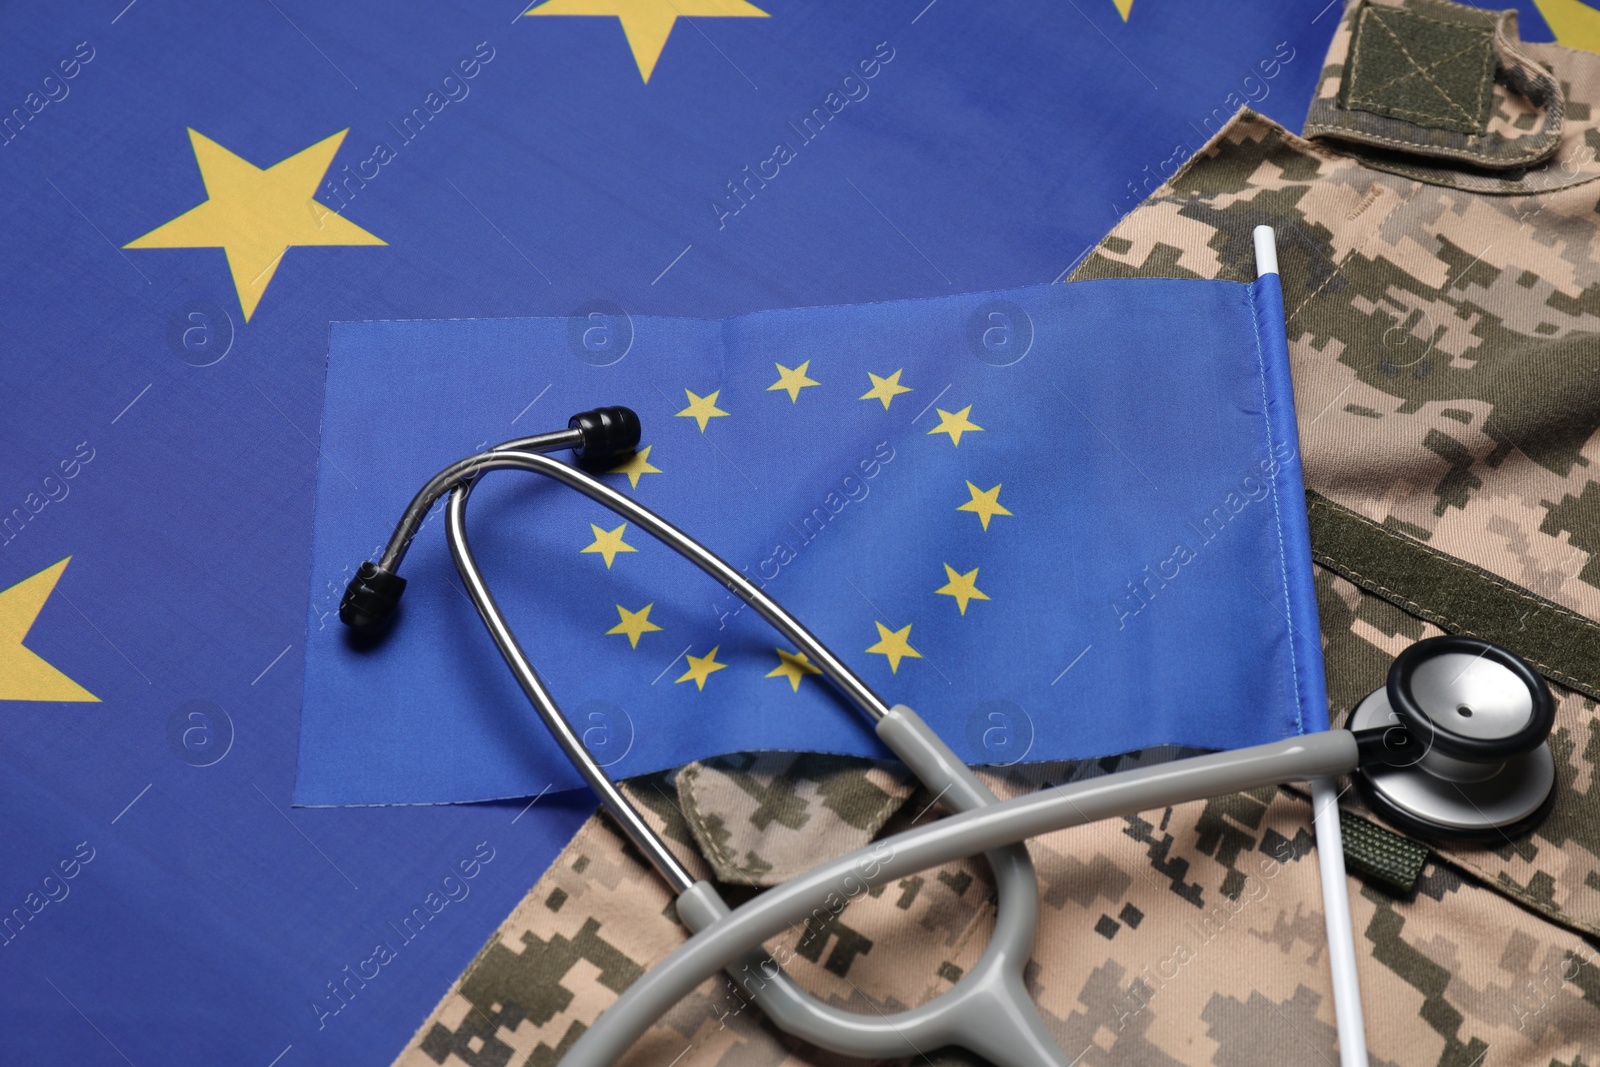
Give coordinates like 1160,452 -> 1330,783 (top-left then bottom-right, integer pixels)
438,448 -> 1066,1065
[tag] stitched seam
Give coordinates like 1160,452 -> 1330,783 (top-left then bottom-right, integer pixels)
1349,8 -> 1474,121
675,764 -> 757,881
1285,783 -> 1600,943
1305,116 -> 1557,164
1318,552 -> 1593,693
1334,150 -> 1600,194
1149,117 -> 1338,209
1309,501 -> 1599,693
1487,871 -> 1596,940
858,781 -> 912,835
808,775 -> 914,846
678,763 -> 911,883
911,870 -> 994,1006
1310,500 -> 1597,627
1247,282 -> 1304,737
1345,100 -> 1472,124
1353,20 -> 1480,125
1285,180 -> 1418,325
1495,19 -> 1567,142
1350,36 -> 1487,106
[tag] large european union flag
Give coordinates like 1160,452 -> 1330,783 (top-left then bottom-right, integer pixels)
6,0 -> 1549,1064
298,271 -> 1327,805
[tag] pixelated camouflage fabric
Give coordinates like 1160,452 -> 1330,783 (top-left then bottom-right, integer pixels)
1082,6 -> 1600,635
395,760 -> 1600,1067
1067,61 -> 1600,940
675,753 -> 915,888
1075,115 -> 1600,638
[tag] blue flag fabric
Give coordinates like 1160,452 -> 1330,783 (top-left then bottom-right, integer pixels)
11,0 -> 1536,1061
297,273 -> 1327,805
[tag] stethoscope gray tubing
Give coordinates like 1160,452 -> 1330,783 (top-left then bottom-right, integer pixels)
350,422 -> 1556,1066
438,450 -> 1068,1065
556,730 -> 1360,1067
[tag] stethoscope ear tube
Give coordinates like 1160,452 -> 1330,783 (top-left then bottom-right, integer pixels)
338,407 -> 641,634
414,432 -> 1081,1064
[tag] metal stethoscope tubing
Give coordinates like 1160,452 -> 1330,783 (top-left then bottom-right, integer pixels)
436,445 -> 888,892
394,436 -> 1071,1065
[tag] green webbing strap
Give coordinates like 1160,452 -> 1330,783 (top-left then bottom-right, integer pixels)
1307,491 -> 1600,702
1341,810 -> 1430,893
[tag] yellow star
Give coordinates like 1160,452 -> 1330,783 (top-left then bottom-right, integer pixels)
676,645 -> 728,690
865,621 -> 921,674
0,558 -> 98,703
765,648 -> 821,692
606,603 -> 663,648
582,522 -> 638,567
935,564 -> 989,615
125,128 -> 384,322
859,370 -> 912,410
957,481 -> 1012,531
1534,0 -> 1600,53
767,360 -> 820,403
676,388 -> 729,433
1114,0 -> 1134,20
609,444 -> 662,489
525,0 -> 770,83
927,406 -> 983,446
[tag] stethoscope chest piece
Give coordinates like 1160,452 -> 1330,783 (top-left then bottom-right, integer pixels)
1351,636 -> 1557,841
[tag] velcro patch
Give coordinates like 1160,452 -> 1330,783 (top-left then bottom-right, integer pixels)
1341,4 -> 1495,134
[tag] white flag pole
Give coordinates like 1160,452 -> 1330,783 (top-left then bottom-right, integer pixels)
1253,224 -> 1369,1067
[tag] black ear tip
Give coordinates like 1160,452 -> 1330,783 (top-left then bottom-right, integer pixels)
339,562 -> 407,632
569,406 -> 641,460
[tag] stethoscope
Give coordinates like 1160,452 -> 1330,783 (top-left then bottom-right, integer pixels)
341,404 -> 1558,1067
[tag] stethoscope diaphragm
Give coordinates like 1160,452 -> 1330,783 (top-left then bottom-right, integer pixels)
1350,636 -> 1556,841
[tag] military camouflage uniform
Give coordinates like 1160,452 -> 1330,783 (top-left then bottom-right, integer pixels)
395,3 -> 1600,1063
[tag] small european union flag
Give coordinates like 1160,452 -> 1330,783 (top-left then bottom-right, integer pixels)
297,272 -> 1326,805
